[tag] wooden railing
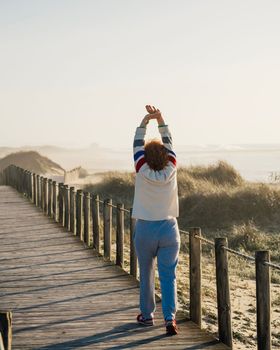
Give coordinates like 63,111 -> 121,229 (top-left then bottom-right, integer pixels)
2,164 -> 280,350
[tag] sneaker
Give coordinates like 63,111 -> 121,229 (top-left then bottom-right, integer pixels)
165,319 -> 178,336
137,314 -> 154,326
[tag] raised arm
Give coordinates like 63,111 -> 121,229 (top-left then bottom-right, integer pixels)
159,125 -> 176,167
146,105 -> 176,167
133,105 -> 176,173
133,114 -> 150,173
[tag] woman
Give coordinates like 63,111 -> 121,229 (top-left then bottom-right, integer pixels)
132,105 -> 180,336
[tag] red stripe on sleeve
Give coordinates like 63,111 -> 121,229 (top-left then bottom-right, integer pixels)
168,155 -> 177,166
136,157 -> 146,172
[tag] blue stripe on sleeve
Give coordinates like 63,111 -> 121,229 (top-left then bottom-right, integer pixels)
134,150 -> 145,162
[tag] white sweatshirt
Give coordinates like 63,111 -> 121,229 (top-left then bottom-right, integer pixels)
132,125 -> 179,220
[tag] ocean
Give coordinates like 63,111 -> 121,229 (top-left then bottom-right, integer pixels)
97,144 -> 280,183
176,144 -> 280,182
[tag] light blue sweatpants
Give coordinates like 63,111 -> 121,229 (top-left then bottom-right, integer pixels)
134,218 -> 180,321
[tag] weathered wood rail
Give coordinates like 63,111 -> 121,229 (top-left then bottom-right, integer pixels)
1,165 -> 280,349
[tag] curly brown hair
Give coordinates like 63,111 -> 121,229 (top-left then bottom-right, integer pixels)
144,139 -> 169,171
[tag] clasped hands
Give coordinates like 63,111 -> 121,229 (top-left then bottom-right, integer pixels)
140,105 -> 165,128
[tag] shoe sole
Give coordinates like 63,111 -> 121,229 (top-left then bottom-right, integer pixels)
137,321 -> 154,327
166,325 -> 178,336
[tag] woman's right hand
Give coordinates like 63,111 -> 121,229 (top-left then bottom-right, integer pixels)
139,114 -> 152,127
145,105 -> 165,125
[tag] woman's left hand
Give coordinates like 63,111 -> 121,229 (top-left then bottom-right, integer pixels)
145,105 -> 165,125
140,114 -> 151,127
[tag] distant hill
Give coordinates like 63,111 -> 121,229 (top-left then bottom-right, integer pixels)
0,151 -> 64,175
0,144 -> 120,171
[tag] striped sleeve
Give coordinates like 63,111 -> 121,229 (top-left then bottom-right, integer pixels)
133,127 -> 147,172
158,125 -> 177,167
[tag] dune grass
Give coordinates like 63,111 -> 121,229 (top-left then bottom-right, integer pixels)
84,160 -> 280,261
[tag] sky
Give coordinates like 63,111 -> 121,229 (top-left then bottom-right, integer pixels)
0,0 -> 280,148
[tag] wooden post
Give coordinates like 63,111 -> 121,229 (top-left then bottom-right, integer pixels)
52,181 -> 58,222
40,176 -> 44,210
29,172 -> 33,200
7,167 -> 10,186
23,170 -> 27,195
64,185 -> 69,230
44,177 -> 49,214
255,251 -> 271,350
35,174 -> 37,205
6,167 -> 9,186
84,192 -> 91,246
6,166 -> 9,185
44,177 -> 48,214
15,166 -> 18,191
26,171 -> 29,198
58,183 -> 64,224
70,187 -> 76,235
25,170 -> 28,196
92,194 -> 100,253
8,166 -> 11,186
76,190 -> 83,241
116,203 -> 124,267
215,238 -> 233,348
22,170 -> 26,194
103,199 -> 112,260
0,311 -> 12,350
8,166 -> 11,185
32,173 -> 36,203
2,168 -> 6,186
6,166 -> 10,185
18,167 -> 22,192
33,173 -> 36,204
25,170 -> 28,195
48,179 -> 53,217
28,172 -> 31,200
13,166 -> 16,189
22,169 -> 25,194
14,167 -> 17,190
14,166 -> 17,189
36,175 -> 40,206
29,172 -> 32,199
12,166 -> 14,187
129,208 -> 137,278
189,227 -> 202,328
26,171 -> 29,197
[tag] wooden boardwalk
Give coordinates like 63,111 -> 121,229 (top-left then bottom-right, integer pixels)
0,186 -> 229,350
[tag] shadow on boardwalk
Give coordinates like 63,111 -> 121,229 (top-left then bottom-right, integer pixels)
0,186 -> 229,349
33,321 -> 221,350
